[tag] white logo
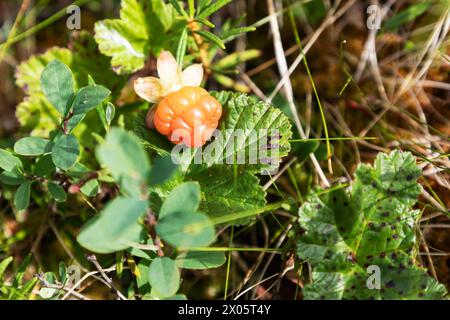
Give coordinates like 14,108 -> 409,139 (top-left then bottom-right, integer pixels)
66,5 -> 81,30
366,5 -> 381,30
366,265 -> 381,290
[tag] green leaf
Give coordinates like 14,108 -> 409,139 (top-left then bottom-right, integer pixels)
169,0 -> 187,16
0,257 -> 13,279
14,137 -> 52,156
129,238 -> 156,260
194,17 -> 215,28
187,165 -> 266,226
194,30 -> 225,49
105,102 -> 116,126
220,26 -> 256,41
94,1 -> 147,74
94,0 -> 177,74
175,27 -> 189,67
15,34 -> 127,137
12,254 -> 32,288
59,262 -> 68,283
384,3 -> 431,31
34,154 -> 56,177
51,134 -> 80,170
215,49 -> 261,69
159,182 -> 201,219
296,151 -> 447,300
71,85 -> 111,115
136,259 -> 151,293
14,182 -> 32,211
77,197 -> 148,254
15,95 -> 60,138
0,149 -> 22,171
175,251 -> 226,269
80,179 -> 99,197
38,272 -> 59,299
292,140 -> 320,163
148,257 -> 180,298
0,169 -> 25,185
149,156 -> 179,186
134,111 -> 174,157
40,59 -> 74,116
48,182 -> 67,202
96,127 -> 150,197
198,0 -> 232,19
156,210 -> 215,248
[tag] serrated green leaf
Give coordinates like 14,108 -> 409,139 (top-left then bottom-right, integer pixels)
51,134 -> 80,170
94,3 -> 147,74
296,151 -> 447,300
15,95 -> 60,137
71,85 -> 110,115
187,165 -> 266,226
40,59 -> 74,116
14,181 -> 32,211
136,91 -> 292,173
94,0 -> 177,74
175,251 -> 226,269
148,257 -> 180,298
14,137 -> 52,156
77,197 -> 148,254
134,110 -> 173,157
0,149 -> 22,171
48,182 -> 67,202
159,182 -> 201,219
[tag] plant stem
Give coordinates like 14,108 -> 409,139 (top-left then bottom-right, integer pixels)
187,19 -> 211,75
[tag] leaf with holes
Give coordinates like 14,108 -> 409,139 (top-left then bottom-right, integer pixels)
296,151 -> 447,300
71,85 -> 111,115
